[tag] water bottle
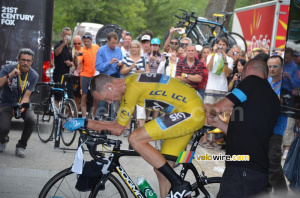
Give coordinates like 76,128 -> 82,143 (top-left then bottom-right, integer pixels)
137,177 -> 157,198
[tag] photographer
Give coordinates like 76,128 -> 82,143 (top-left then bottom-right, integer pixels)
228,59 -> 246,91
0,48 -> 39,158
157,45 -> 179,77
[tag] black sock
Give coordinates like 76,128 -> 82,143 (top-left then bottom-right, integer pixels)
157,162 -> 184,186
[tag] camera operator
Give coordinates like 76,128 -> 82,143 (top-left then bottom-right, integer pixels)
0,48 -> 39,158
228,59 -> 246,92
157,45 -> 179,77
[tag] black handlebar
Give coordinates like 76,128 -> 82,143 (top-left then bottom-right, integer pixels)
77,128 -> 122,164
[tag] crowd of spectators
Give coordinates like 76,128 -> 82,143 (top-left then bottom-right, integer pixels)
46,25 -> 300,195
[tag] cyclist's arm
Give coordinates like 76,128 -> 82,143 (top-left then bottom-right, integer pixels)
87,120 -> 125,136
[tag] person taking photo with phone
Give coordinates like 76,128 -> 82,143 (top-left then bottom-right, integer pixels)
148,38 -> 162,73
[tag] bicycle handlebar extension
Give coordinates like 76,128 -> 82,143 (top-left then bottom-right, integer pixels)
77,128 -> 122,164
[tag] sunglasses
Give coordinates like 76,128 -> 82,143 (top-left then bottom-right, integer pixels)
231,51 -> 239,56
268,65 -> 281,69
170,42 -> 179,45
125,32 -> 131,35
83,35 -> 92,39
180,43 -> 188,47
73,43 -> 81,45
20,59 -> 32,63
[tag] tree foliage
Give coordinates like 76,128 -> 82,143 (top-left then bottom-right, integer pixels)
53,0 -> 265,43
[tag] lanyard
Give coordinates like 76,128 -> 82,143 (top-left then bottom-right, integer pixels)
17,64 -> 29,102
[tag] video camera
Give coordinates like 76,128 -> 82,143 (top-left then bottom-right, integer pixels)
12,102 -> 31,119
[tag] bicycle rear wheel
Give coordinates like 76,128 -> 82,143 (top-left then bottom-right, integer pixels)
60,99 -> 78,146
229,32 -> 247,52
36,99 -> 55,143
39,167 -> 127,198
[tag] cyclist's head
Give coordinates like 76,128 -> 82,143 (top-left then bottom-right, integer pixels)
107,32 -> 119,50
90,74 -> 118,103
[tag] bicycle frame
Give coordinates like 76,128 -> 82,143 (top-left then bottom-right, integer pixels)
86,126 -> 220,198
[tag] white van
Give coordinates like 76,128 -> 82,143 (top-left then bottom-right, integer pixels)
73,22 -> 103,45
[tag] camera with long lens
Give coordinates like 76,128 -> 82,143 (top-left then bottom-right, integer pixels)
12,102 -> 31,119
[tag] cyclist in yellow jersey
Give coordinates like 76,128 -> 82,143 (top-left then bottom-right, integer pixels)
64,73 -> 205,198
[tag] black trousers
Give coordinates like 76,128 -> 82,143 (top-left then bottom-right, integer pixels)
0,105 -> 36,149
268,134 -> 288,195
217,166 -> 269,198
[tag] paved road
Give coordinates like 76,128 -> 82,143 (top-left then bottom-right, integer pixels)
0,119 -> 297,198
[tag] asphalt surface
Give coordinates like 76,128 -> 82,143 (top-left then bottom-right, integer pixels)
0,118 -> 297,198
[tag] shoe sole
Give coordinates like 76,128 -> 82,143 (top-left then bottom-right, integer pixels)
16,154 -> 25,158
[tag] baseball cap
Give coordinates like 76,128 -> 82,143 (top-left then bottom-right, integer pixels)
141,35 -> 151,41
151,38 -> 160,45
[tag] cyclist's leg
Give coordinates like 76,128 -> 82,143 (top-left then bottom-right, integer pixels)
154,160 -> 175,198
155,133 -> 194,197
129,99 -> 205,197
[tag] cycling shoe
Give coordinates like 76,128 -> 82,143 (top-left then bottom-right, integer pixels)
166,181 -> 192,198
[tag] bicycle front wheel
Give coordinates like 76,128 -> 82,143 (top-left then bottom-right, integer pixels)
36,99 -> 55,143
60,99 -> 78,146
39,167 -> 127,198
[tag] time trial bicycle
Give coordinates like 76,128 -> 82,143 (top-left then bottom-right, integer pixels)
38,125 -> 221,198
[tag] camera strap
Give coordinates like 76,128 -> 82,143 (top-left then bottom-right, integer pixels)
17,64 -> 29,102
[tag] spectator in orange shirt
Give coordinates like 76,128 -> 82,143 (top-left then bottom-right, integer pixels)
78,32 -> 100,118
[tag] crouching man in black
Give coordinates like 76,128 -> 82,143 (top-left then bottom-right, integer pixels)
0,48 -> 39,158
